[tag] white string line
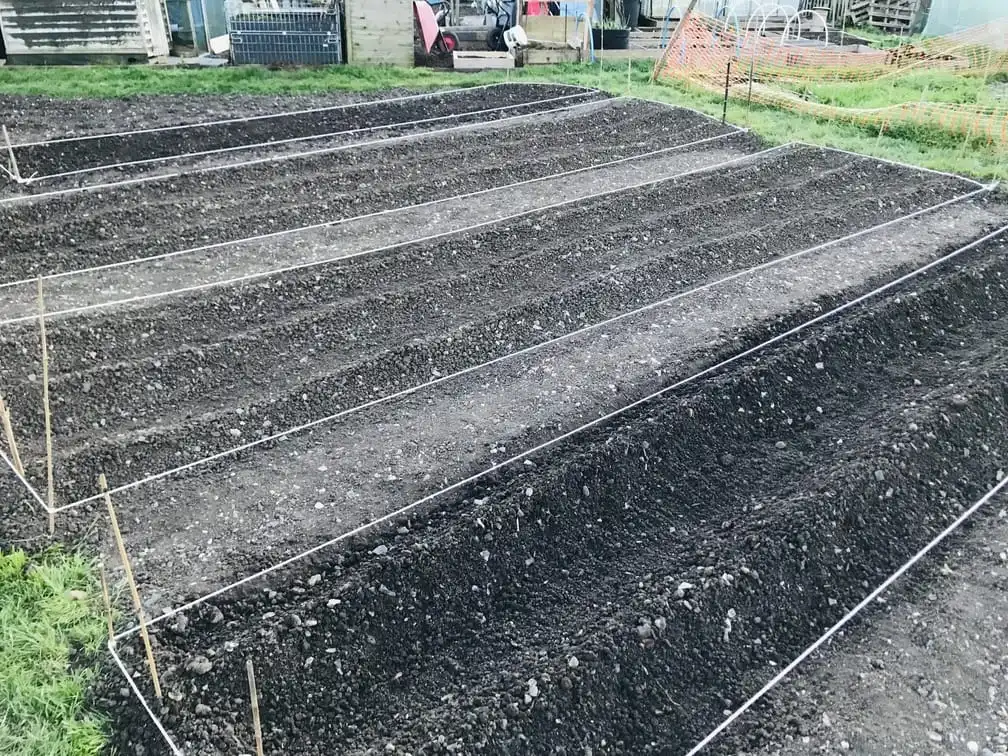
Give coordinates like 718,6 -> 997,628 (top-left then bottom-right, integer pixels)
792,141 -> 988,189
0,139 -> 784,329
0,446 -> 49,513
0,97 -> 615,207
630,94 -> 746,130
625,89 -> 984,189
0,127 -> 748,294
625,98 -> 984,188
25,92 -> 601,183
686,469 -> 1008,756
107,640 -> 185,756
12,82 -> 596,147
110,207 -> 1003,643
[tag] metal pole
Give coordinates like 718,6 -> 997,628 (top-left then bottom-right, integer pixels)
722,58 -> 731,124
200,0 -> 212,51
747,53 -> 755,114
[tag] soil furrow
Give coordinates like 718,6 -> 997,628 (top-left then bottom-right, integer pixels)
1,158 -> 967,504
0,146 -> 883,372
0,143 -> 960,367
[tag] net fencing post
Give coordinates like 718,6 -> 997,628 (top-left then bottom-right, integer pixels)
722,59 -> 732,124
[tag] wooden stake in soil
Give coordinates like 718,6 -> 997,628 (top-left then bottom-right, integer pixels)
101,473 -> 162,700
37,278 -> 55,535
246,659 -> 265,756
98,557 -> 115,643
0,393 -> 25,477
1,125 -> 20,182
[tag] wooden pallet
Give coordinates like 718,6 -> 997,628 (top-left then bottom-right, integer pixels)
846,0 -> 918,32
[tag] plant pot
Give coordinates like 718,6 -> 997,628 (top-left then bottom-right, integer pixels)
591,28 -> 630,49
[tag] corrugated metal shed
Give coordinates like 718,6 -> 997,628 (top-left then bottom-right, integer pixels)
0,0 -> 171,63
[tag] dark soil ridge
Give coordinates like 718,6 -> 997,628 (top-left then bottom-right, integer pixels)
104,236 -> 1007,755
0,100 -> 724,282
0,133 -> 766,363
39,178 -> 959,503
3,155 -> 968,504
703,501 -> 1008,756
13,84 -> 597,178
20,90 -> 609,192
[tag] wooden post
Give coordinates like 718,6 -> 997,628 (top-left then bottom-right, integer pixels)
102,473 -> 162,700
747,52 -> 756,116
876,115 -> 890,145
0,393 -> 25,477
246,659 -> 265,756
651,0 -> 699,82
1,125 -> 20,182
38,278 -> 55,536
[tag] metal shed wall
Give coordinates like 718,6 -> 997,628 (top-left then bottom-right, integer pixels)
345,0 -> 412,65
0,0 -> 170,63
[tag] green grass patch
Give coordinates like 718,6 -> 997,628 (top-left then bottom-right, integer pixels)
0,549 -> 108,756
796,70 -> 993,109
0,64 -> 497,98
843,25 -> 922,48
0,60 -> 1004,179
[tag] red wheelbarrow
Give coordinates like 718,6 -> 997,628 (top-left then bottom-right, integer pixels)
414,0 -> 460,57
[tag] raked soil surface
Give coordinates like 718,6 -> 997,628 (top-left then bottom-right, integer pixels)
1,89 -> 1005,756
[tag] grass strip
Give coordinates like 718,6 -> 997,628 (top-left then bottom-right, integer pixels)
0,548 -> 107,756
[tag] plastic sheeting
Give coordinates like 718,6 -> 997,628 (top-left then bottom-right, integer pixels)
923,0 -> 1003,38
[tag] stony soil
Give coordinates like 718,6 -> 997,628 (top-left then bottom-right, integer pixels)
0,145 -> 980,510
720,506 -> 1008,756
0,97 -> 733,279
10,84 -> 597,178
1,89 -> 1005,756
102,229 -> 1008,756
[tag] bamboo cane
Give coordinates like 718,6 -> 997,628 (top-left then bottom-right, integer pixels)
1,125 -> 20,182
101,473 -> 162,699
0,394 -> 25,477
246,659 -> 265,756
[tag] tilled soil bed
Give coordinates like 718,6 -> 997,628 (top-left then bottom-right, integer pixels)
0,146 -> 980,507
2,92 -> 1005,756
0,98 -> 732,280
11,84 -> 597,178
103,230 -> 1007,756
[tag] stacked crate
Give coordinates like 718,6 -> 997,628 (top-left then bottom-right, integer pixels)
845,0 -> 921,33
